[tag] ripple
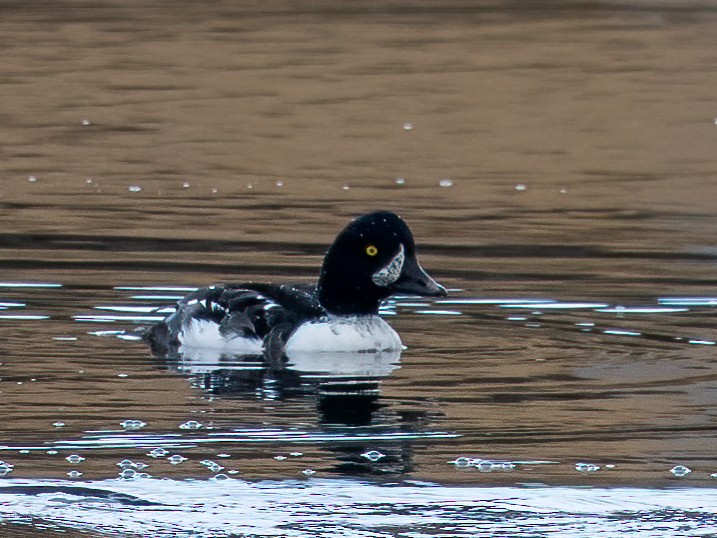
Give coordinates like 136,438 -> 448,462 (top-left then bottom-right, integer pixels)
500,302 -> 609,310
688,339 -> 716,346
437,298 -> 555,306
2,479 -> 714,537
414,309 -> 462,316
74,315 -> 166,323
596,307 -> 689,314
0,283 -> 62,288
0,315 -> 50,320
5,429 -> 459,453
114,286 -> 198,292
602,329 -> 641,337
659,297 -> 717,306
96,306 -> 169,314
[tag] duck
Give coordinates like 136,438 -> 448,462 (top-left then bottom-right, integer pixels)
145,211 -> 446,360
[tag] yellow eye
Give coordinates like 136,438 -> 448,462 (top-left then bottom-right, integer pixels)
365,245 -> 378,257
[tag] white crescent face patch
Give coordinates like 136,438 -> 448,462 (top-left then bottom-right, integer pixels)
371,244 -> 405,287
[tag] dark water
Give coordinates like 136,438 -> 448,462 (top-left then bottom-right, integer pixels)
2,1 -> 717,536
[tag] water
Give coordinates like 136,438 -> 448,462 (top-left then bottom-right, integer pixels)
3,479 -> 717,537
2,1 -> 717,536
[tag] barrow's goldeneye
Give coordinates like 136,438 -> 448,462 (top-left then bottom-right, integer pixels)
145,211 -> 446,360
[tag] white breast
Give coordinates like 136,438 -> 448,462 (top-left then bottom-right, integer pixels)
284,315 -> 403,353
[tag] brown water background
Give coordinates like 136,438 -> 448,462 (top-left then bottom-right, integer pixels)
2,0 -> 717,508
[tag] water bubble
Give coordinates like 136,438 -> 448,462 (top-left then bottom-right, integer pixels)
120,419 -> 146,430
27,175 -> 38,183
67,470 -> 82,479
66,455 -> 85,464
711,473 -> 717,479
438,178 -> 453,188
559,187 -> 568,194
670,465 -> 692,477
301,469 -> 316,476
211,188 -> 218,194
81,119 -> 91,126
167,455 -> 187,465
182,182 -> 190,189
274,455 -> 287,461
275,180 -> 284,187
128,186 -> 142,193
575,462 -> 600,473
361,450 -> 385,462
212,473 -> 230,481
119,468 -> 137,480
47,450 -> 58,455
52,422 -> 66,428
179,420 -> 202,430
0,462 -> 14,477
403,122 -> 414,131
227,469 -> 240,475
148,447 -> 168,458
19,450 -> 29,454
342,184 -> 350,191
290,452 -> 303,457
217,453 -> 231,459
395,177 -> 406,186
200,460 -> 224,473
115,460 -> 148,470
515,184 -> 527,191
449,457 -> 516,472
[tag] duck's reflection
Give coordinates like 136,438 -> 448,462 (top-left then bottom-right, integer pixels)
160,347 -> 402,425
289,349 -> 401,426
152,347 -> 446,476
286,348 -> 401,379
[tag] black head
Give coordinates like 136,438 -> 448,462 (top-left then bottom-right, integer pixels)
317,211 -> 446,315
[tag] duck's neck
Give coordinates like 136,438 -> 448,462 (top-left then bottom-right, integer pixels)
317,273 -> 383,316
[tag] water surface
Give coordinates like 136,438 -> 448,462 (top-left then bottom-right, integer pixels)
1,1 -> 717,535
